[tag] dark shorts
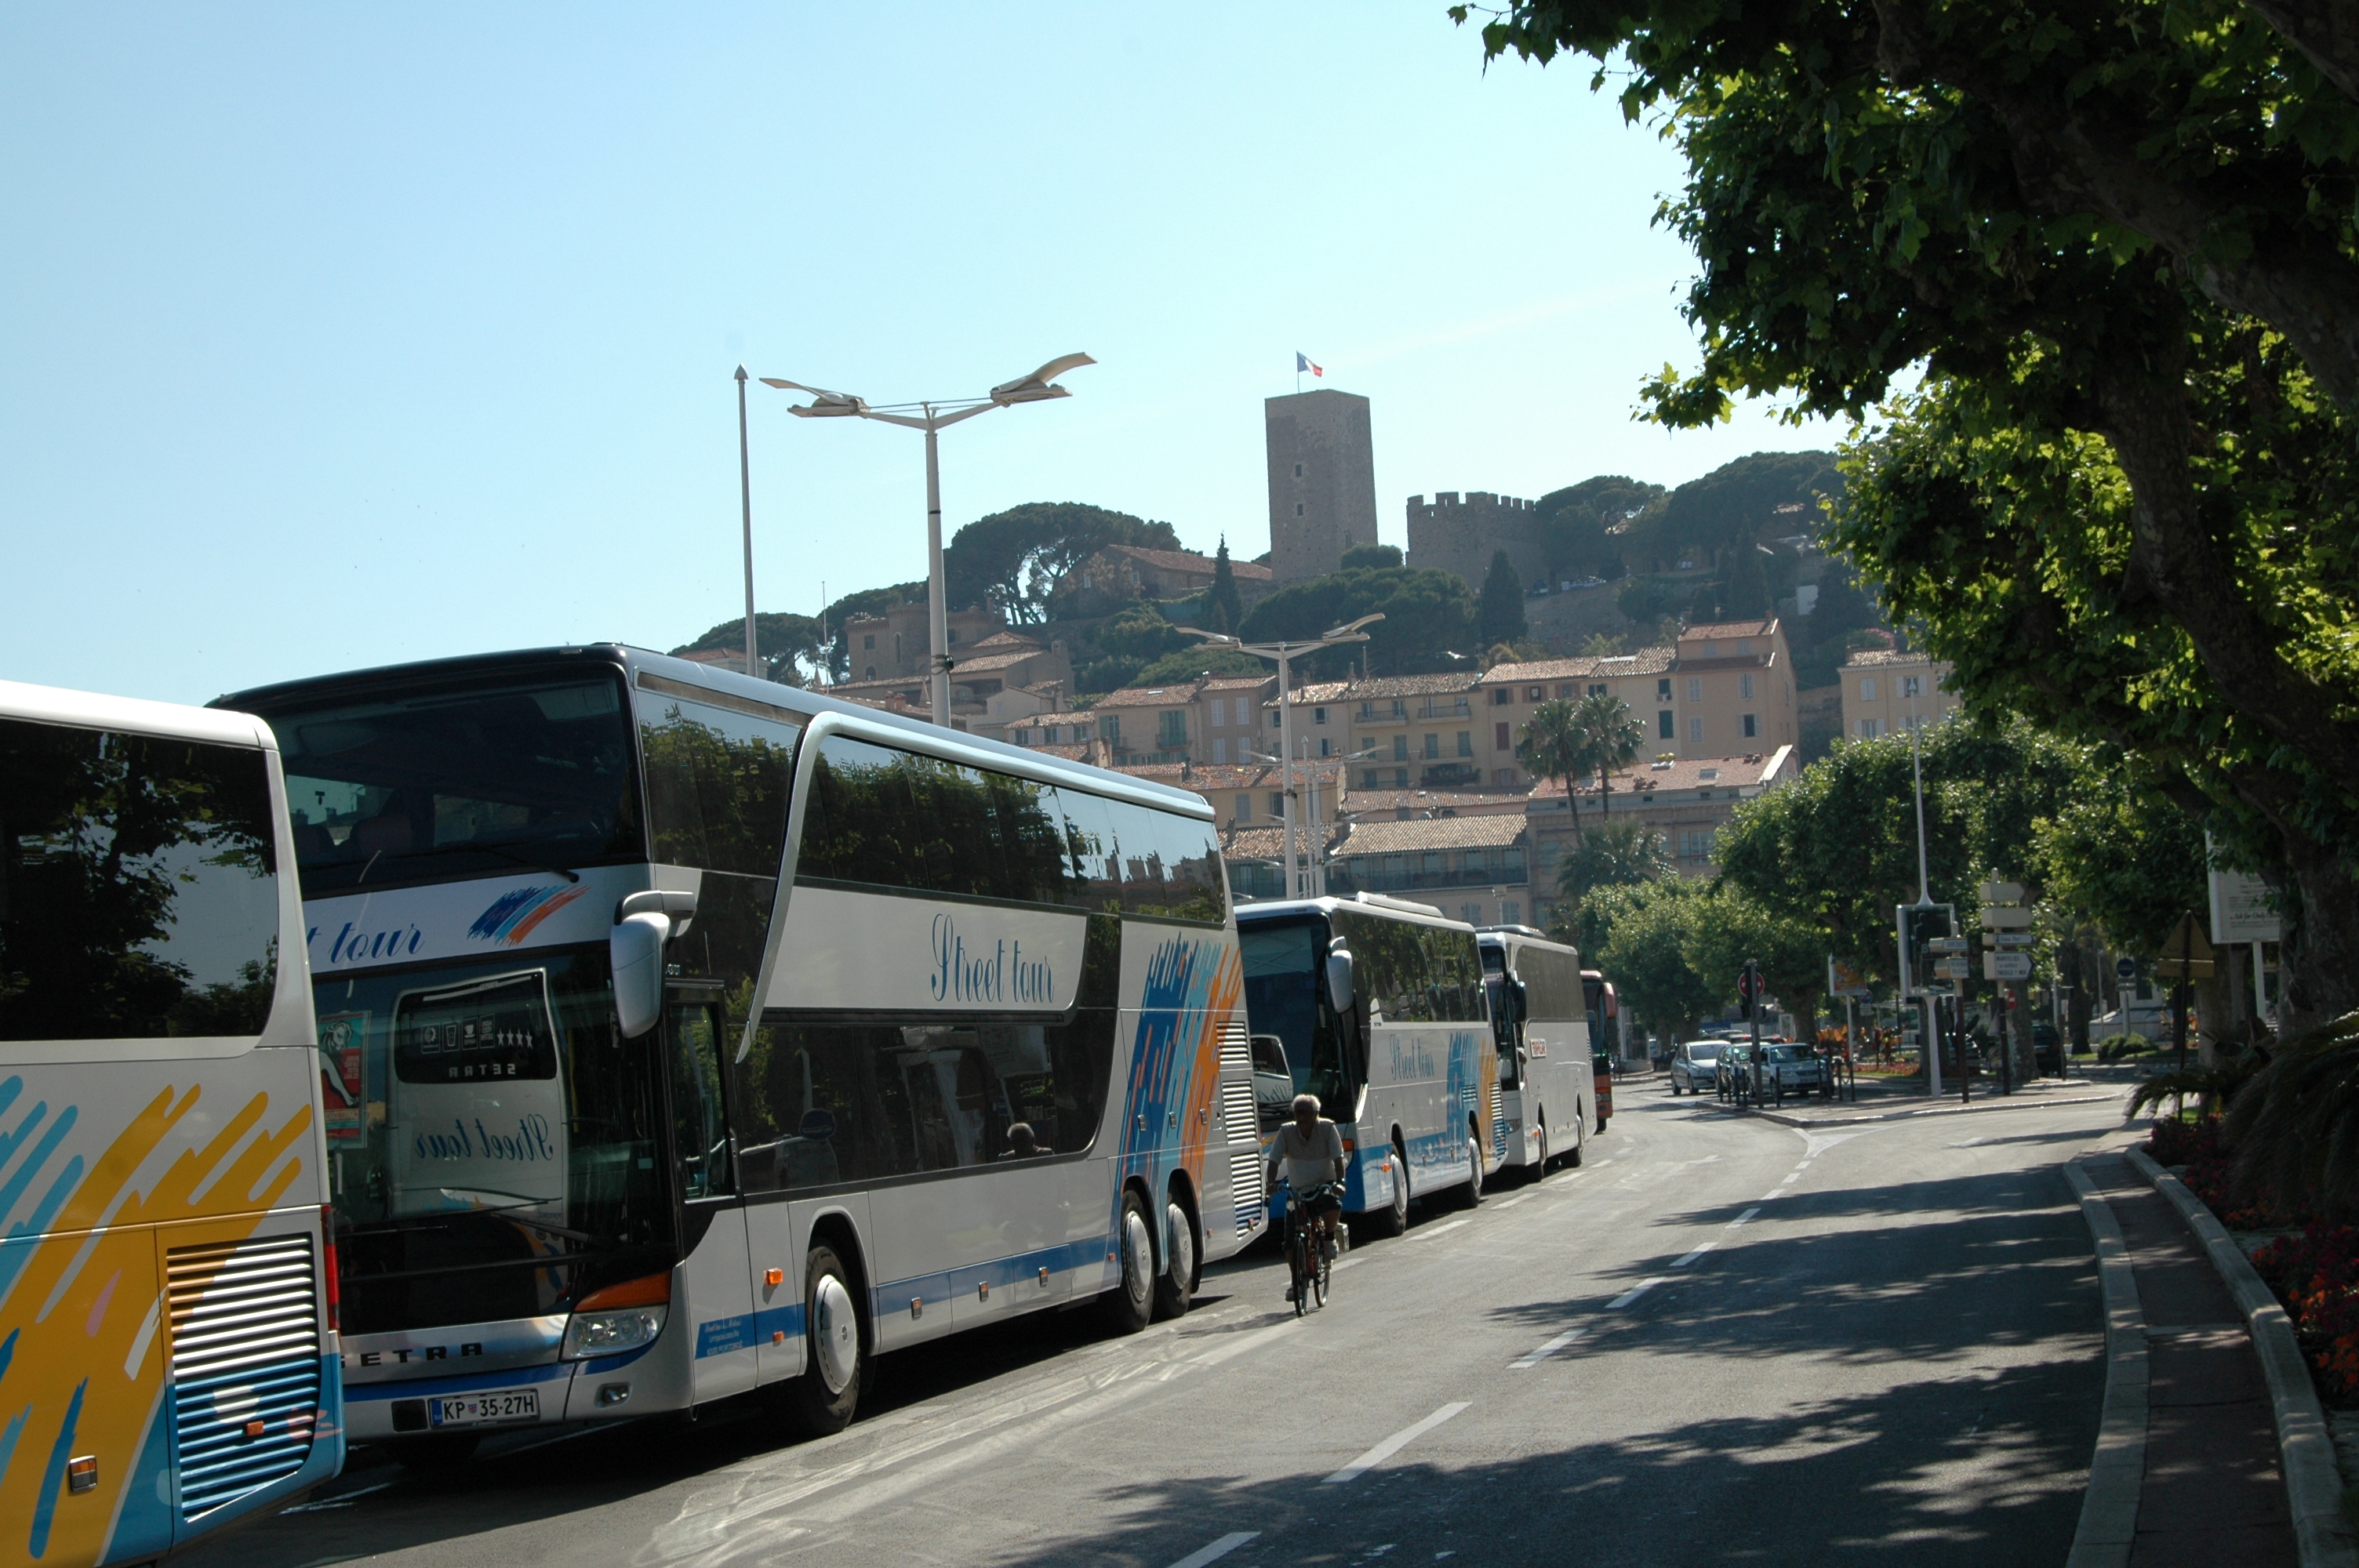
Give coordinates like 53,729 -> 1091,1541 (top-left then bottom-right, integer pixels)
1294,1189 -> 1342,1219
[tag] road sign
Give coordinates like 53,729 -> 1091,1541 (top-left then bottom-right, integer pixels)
2154,910 -> 2216,979
1984,953 -> 2033,981
2116,956 -> 2138,982
1928,937 -> 1971,953
1979,906 -> 2035,929
1990,933 -> 2036,949
1981,881 -> 2026,903
1937,956 -> 1971,980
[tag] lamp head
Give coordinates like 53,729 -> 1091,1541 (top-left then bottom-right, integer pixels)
990,352 -> 1095,406
1322,612 -> 1385,641
758,377 -> 869,416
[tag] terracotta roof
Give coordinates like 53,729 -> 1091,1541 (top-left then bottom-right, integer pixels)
1273,672 -> 1479,706
1529,747 -> 1797,797
1681,619 -> 1781,641
1842,648 -> 1947,670
1019,710 -> 1098,728
1092,681 -> 1205,709
1336,815 -> 1528,855
1481,648 -> 1677,684
1341,788 -> 1530,816
951,648 -> 1056,675
1198,676 -> 1274,692
1027,742 -> 1098,762
1222,823 -> 1343,862
1101,543 -> 1275,581
1118,760 -> 1341,790
969,630 -> 1043,652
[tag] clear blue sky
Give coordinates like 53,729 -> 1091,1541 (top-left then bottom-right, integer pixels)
1,4 -> 1845,704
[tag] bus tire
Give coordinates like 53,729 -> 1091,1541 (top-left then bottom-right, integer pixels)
1567,1113 -> 1584,1168
1100,1189 -> 1155,1335
1459,1134 -> 1483,1207
1532,1115 -> 1549,1180
1365,1137 -> 1409,1239
1152,1196 -> 1196,1321
780,1244 -> 863,1437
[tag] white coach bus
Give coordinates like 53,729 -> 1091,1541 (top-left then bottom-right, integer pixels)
0,681 -> 341,1568
216,644 -> 1263,1454
1236,895 -> 1499,1236
1477,927 -> 1594,1175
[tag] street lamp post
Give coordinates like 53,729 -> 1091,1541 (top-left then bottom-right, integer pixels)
734,366 -> 758,681
759,355 -> 1093,727
1180,616 -> 1382,898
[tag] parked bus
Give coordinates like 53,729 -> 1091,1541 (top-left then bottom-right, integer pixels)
216,645 -> 1263,1454
1,680 -> 340,1568
1235,894 -> 1498,1236
1583,970 -> 1619,1128
1477,927 -> 1594,1175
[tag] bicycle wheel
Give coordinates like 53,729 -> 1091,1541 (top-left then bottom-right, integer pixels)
1289,1228 -> 1309,1318
1318,1238 -> 1332,1307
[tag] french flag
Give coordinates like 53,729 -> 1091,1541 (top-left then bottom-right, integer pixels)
1296,352 -> 1322,377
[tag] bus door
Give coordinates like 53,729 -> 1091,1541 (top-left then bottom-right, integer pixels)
663,990 -> 755,1405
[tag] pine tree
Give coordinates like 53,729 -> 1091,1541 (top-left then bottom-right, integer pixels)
1478,550 -> 1526,648
1205,536 -> 1245,637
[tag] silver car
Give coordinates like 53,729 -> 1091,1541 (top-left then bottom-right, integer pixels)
1760,1043 -> 1825,1093
1669,1040 -> 1722,1095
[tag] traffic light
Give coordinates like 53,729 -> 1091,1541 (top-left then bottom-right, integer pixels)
1900,903 -> 1954,994
1736,959 -> 1761,1019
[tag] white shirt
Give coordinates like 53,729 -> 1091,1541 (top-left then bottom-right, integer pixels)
1267,1118 -> 1346,1192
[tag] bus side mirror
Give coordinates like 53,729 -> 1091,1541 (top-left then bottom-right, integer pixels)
1325,950 -> 1354,1012
1510,981 -> 1529,1023
611,911 -> 670,1040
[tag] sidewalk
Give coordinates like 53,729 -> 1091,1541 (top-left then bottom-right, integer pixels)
2083,1152 -> 2299,1566
1662,1067 -> 2121,1127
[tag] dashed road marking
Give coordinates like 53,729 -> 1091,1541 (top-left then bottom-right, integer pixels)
1672,1242 -> 1715,1268
1410,1219 -> 1471,1243
1168,1530 -> 1260,1568
1324,1403 -> 1471,1484
1510,1327 -> 1587,1369
1608,1276 -> 1667,1309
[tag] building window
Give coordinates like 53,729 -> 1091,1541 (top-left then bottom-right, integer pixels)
1393,735 -> 1408,761
1456,731 -> 1473,757
1525,686 -> 1544,702
863,665 -> 876,681
1423,734 -> 1440,759
1362,769 -> 1381,788
1235,793 -> 1252,821
1271,710 -> 1281,729
1394,768 -> 1409,787
863,634 -> 876,651
1861,677 -> 1877,701
1859,718 -> 1879,738
1212,737 -> 1227,764
1496,768 -> 1516,786
1558,684 -> 1577,699
1588,684 -> 1607,698
1681,829 -> 1717,860
1902,675 -> 1923,699
1742,713 -> 1758,739
1295,463 -> 1304,477
1269,792 -> 1285,817
1688,717 -> 1704,742
1657,677 -> 1672,700
1739,673 -> 1754,700
1390,699 -> 1407,719
1686,677 -> 1703,702
1462,903 -> 1483,924
1101,715 -> 1121,745
1158,712 -> 1187,748
1296,503 -> 1306,516
1314,706 -> 1328,724
1658,710 -> 1674,739
1496,721 -> 1511,750
1318,737 -> 1332,757
1492,688 -> 1511,706
1501,900 -> 1521,925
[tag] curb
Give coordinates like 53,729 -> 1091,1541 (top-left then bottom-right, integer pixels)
2064,1157 -> 2149,1568
2126,1146 -> 2359,1568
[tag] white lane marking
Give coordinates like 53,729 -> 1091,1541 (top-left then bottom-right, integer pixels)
1510,1327 -> 1587,1369
1608,1277 -> 1667,1309
1410,1219 -> 1470,1242
1777,1173 -> 1799,1186
1673,1243 -> 1714,1268
1496,1194 -> 1531,1209
1323,1402 -> 1470,1484
1334,1257 -> 1362,1272
1168,1531 -> 1260,1568
1731,1206 -> 1761,1228
1191,1317 -> 1303,1369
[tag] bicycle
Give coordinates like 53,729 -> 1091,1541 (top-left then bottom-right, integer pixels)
1281,1179 -> 1341,1316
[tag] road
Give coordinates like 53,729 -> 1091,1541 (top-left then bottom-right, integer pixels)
190,1081 -> 2140,1568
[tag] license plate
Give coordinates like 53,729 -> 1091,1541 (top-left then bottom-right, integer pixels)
429,1388 -> 539,1428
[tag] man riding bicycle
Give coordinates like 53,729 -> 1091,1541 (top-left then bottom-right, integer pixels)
1267,1092 -> 1345,1303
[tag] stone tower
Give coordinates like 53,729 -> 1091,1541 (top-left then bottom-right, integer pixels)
1405,491 -> 1546,591
1265,389 -> 1377,586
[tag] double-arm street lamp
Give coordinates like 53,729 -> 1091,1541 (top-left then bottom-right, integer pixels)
759,354 -> 1093,727
1180,615 -> 1383,899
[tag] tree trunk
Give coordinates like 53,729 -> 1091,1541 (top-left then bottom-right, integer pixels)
2277,833 -> 2359,1035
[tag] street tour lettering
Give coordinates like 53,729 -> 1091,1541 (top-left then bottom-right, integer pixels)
1388,1037 -> 1439,1080
311,920 -> 426,965
413,1112 -> 558,1163
929,912 -> 1056,1006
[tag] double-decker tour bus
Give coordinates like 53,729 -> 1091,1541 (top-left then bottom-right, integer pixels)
1235,894 -> 1497,1236
216,644 -> 1263,1455
1476,927 -> 1594,1175
1,680 -> 341,1568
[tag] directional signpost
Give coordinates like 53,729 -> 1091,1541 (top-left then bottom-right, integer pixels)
1979,882 -> 2034,1088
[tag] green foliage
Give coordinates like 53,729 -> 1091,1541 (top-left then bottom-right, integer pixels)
2098,1033 -> 2161,1063
1554,819 -> 1674,951
1236,563 -> 1477,680
673,612 -> 824,681
1629,453 -> 1843,573
2033,778 -> 2208,958
1341,543 -> 1404,571
1579,633 -> 1627,657
1204,537 -> 1246,637
1478,550 -> 1527,648
2128,1061 -> 2261,1121
1572,693 -> 1645,818
1096,603 -> 1186,664
1535,475 -> 1660,579
818,582 -> 925,681
945,502 -> 1179,622
1682,884 -> 1829,1035
1130,647 -> 1266,686
2228,1012 -> 2359,1220
1515,699 -> 1589,800
1591,878 -> 1724,1042
1616,575 -> 1685,626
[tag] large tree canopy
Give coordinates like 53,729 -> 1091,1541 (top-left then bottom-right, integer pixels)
943,502 -> 1180,622
1235,561 -> 1478,679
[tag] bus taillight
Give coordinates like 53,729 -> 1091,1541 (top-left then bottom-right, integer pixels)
322,1203 -> 340,1334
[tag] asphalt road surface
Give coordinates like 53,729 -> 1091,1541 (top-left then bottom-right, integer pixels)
188,1083 -> 2141,1568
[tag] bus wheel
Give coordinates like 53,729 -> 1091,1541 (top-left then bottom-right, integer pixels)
1532,1116 -> 1549,1180
1101,1190 -> 1155,1335
1459,1133 -> 1484,1208
1567,1114 -> 1584,1168
780,1245 -> 863,1437
1152,1197 -> 1196,1321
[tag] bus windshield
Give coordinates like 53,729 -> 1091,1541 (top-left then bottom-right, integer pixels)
311,943 -> 671,1332
1239,916 -> 1361,1119
261,670 -> 643,895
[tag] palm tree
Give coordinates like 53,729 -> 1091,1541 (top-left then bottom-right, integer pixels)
1572,692 -> 1647,819
1517,699 -> 1597,840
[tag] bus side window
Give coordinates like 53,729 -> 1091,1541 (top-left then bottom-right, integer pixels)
668,1000 -> 735,1200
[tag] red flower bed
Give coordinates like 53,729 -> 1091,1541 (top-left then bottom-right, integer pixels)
2144,1116 -> 2295,1230
2252,1224 -> 2359,1404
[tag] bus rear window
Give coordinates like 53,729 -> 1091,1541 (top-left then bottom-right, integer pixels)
263,673 -> 642,895
0,717 -> 278,1041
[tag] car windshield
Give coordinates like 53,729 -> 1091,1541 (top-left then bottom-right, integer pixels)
254,670 -> 644,895
1685,1043 -> 1722,1060
1766,1045 -> 1807,1062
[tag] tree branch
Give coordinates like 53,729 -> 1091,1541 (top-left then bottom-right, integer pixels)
2244,0 -> 2359,106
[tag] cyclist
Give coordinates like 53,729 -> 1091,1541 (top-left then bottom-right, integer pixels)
1267,1092 -> 1346,1302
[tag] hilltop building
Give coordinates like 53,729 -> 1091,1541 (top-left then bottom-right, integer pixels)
1266,390 -> 1377,586
1840,648 -> 1962,739
1405,491 -> 1546,590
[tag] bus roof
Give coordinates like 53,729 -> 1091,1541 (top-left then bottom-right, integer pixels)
211,642 -> 1212,818
5,676 -> 276,752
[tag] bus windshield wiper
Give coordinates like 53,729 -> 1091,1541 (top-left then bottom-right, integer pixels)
415,839 -> 581,883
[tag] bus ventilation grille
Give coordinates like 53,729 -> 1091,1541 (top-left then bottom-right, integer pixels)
1218,1022 -> 1262,1236
167,1232 -> 321,1520
1489,1083 -> 1506,1158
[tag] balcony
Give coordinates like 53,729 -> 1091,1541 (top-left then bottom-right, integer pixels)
1418,699 -> 1472,719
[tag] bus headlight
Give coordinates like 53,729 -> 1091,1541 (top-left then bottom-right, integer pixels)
562,1305 -> 666,1359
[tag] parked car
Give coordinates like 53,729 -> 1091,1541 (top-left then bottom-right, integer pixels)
2031,1021 -> 2063,1076
1669,1040 -> 1723,1095
1760,1043 -> 1825,1094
